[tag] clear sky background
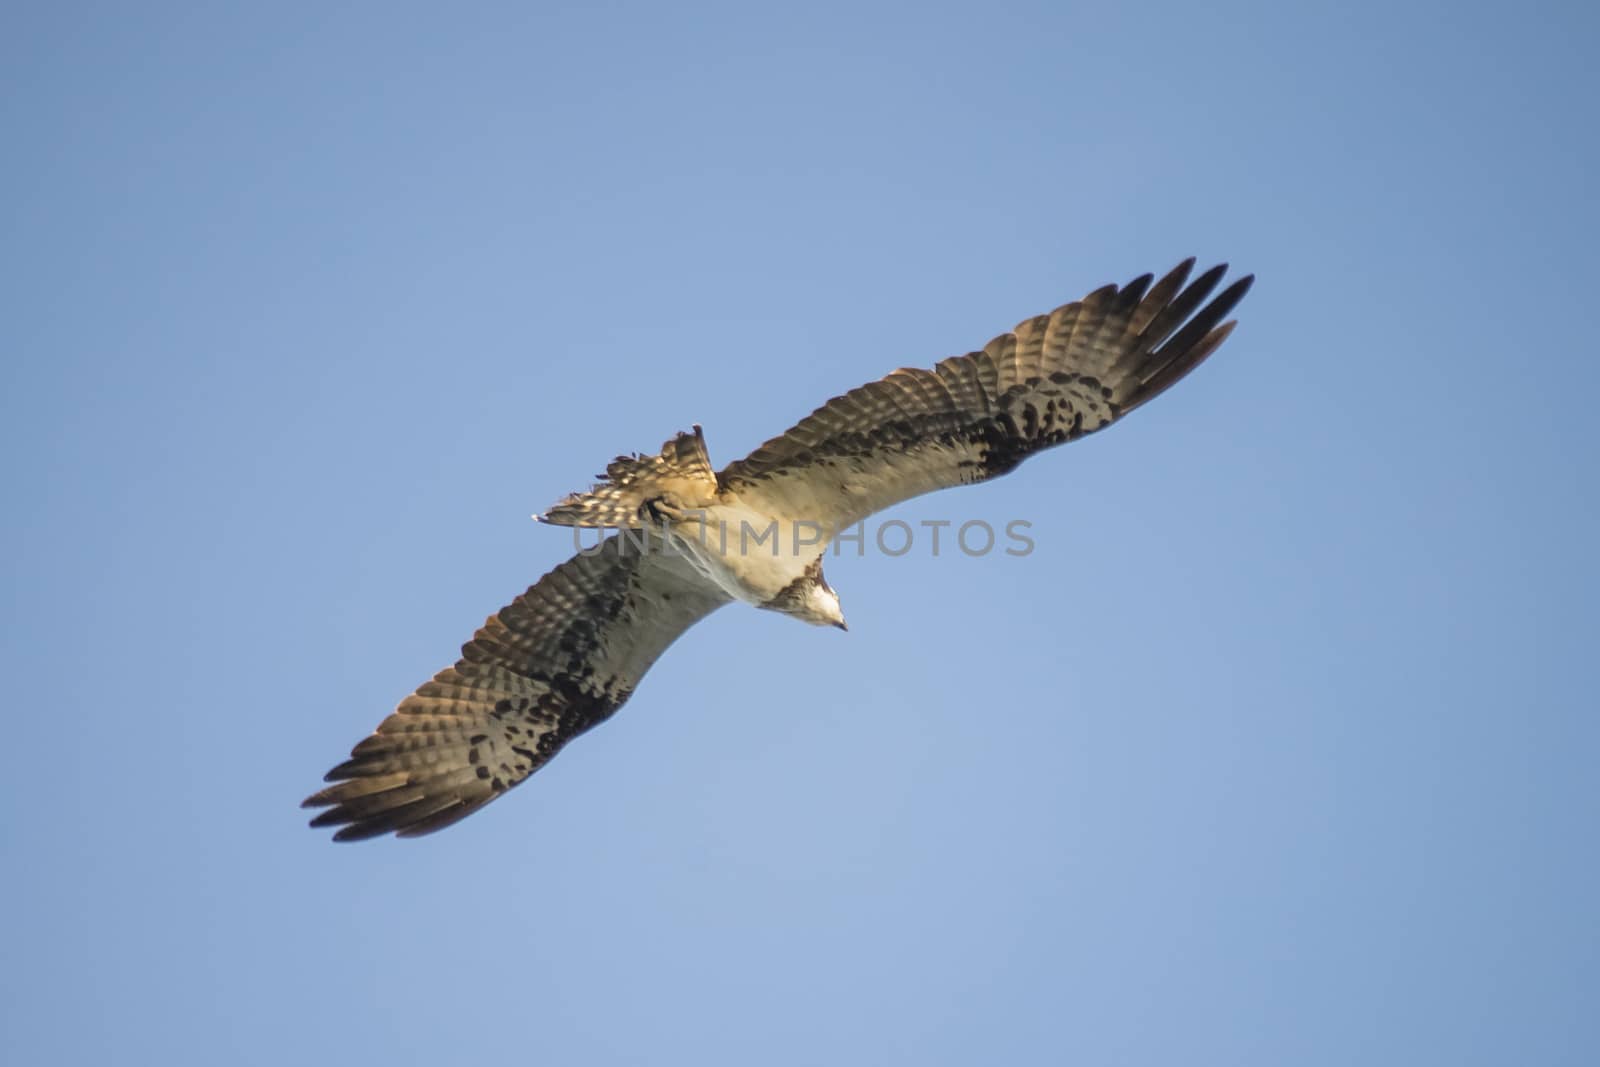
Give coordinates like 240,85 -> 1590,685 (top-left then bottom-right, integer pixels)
4,3 -> 1596,1064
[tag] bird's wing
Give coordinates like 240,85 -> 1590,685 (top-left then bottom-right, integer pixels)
303,534 -> 731,840
718,260 -> 1252,531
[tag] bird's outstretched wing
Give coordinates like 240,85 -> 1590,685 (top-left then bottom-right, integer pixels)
718,260 -> 1252,530
303,536 -> 730,840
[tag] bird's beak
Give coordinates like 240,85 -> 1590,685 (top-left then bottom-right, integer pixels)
834,620 -> 848,632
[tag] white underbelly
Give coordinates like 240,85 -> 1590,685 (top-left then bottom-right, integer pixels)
667,501 -> 821,605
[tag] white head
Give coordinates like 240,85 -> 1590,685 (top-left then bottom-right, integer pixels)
800,578 -> 847,631
765,560 -> 848,631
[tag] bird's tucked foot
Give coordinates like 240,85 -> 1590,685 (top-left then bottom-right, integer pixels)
639,493 -> 690,526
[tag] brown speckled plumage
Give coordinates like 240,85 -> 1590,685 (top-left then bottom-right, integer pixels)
305,260 -> 1251,839
719,260 -> 1251,529
303,534 -> 728,840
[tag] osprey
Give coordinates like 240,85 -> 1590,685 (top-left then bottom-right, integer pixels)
304,259 -> 1252,840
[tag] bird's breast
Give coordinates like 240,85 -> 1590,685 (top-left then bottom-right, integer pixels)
666,501 -> 822,605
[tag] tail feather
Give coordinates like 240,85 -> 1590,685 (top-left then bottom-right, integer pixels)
538,426 -> 718,528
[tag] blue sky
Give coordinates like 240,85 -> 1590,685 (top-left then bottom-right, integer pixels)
3,3 -> 1596,1064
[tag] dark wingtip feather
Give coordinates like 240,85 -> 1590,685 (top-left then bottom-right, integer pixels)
395,800 -> 482,838
1120,269 -> 1254,411
318,793 -> 486,842
1184,261 -> 1229,304
330,822 -> 389,843
1138,321 -> 1236,401
1117,272 -> 1156,310
1153,273 -> 1253,362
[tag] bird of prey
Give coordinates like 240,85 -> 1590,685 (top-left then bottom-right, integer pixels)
304,259 -> 1252,840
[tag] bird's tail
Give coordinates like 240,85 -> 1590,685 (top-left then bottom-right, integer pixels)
538,425 -> 719,528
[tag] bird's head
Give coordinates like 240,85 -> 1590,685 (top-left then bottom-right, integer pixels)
767,560 -> 848,631
800,576 -> 848,631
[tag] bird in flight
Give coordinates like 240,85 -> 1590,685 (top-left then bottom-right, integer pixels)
304,259 -> 1253,840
